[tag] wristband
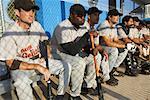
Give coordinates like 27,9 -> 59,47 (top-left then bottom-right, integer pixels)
10,60 -> 22,70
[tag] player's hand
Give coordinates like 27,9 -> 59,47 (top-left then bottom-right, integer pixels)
91,48 -> 99,56
89,31 -> 98,37
141,42 -> 149,48
43,68 -> 51,81
36,65 -> 52,81
103,51 -> 108,61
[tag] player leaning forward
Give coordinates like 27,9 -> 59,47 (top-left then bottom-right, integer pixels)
0,0 -> 71,100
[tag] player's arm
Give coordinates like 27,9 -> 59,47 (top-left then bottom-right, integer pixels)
117,27 -> 132,43
6,59 -> 51,81
122,37 -> 132,44
129,37 -> 141,44
60,32 -> 90,56
102,36 -> 125,48
113,37 -> 125,45
144,34 -> 150,40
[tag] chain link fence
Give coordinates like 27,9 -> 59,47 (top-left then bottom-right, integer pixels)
0,0 -> 150,100
0,0 -> 59,100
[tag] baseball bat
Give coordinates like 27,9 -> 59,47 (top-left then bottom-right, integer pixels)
89,25 -> 104,100
39,40 -> 53,100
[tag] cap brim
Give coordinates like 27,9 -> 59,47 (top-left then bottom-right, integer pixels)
23,5 -> 39,11
32,5 -> 39,10
118,13 -> 123,16
99,10 -> 103,14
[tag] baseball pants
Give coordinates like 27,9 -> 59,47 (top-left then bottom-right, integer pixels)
52,50 -> 102,97
103,47 -> 128,72
11,59 -> 71,100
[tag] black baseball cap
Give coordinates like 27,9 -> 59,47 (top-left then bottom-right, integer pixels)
70,4 -> 86,16
108,9 -> 123,16
14,0 -> 39,11
132,17 -> 140,22
87,7 -> 102,15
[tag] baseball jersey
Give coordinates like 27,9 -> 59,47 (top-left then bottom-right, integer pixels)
139,27 -> 150,38
97,20 -> 118,46
116,24 -> 128,39
0,21 -> 48,63
85,22 -> 99,45
128,27 -> 140,39
51,19 -> 89,52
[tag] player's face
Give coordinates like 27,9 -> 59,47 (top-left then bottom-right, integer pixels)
126,18 -> 134,27
18,9 -> 35,24
73,14 -> 85,25
109,15 -> 119,24
134,21 -> 140,27
89,12 -> 100,25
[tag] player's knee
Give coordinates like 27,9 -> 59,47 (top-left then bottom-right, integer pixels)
78,58 -> 86,69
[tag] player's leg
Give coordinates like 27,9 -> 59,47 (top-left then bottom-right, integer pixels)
58,52 -> 86,97
45,59 -> 72,95
11,70 -> 35,100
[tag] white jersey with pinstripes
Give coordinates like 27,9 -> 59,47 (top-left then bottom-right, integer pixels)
0,21 -> 47,62
51,19 -> 89,52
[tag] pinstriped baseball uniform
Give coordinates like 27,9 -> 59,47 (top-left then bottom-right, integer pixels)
98,20 -> 128,72
129,27 -> 149,57
51,19 -> 102,97
86,22 -> 110,81
0,21 -> 71,100
129,27 -> 140,39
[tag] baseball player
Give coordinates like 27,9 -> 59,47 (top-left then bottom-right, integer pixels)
51,4 -> 101,99
87,7 -> 110,82
117,15 -> 139,76
0,0 -> 71,100
97,9 -> 128,86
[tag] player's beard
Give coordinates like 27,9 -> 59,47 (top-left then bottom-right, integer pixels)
19,18 -> 32,27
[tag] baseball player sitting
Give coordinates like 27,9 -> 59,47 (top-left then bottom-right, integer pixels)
138,21 -> 150,60
0,0 -> 71,100
97,9 -> 128,86
51,4 -> 102,99
117,15 -> 139,76
86,7 -> 110,82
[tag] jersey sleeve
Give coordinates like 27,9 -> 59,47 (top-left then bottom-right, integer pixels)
53,25 -> 73,44
129,28 -> 139,39
0,35 -> 17,60
97,23 -> 111,37
117,27 -> 128,39
32,21 -> 48,41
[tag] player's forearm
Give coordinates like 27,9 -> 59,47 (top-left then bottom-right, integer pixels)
115,40 -> 125,45
60,32 -> 90,55
6,59 -> 39,71
123,38 -> 132,44
106,42 -> 125,48
131,38 -> 141,44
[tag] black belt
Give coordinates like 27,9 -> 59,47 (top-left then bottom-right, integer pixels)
30,55 -> 40,60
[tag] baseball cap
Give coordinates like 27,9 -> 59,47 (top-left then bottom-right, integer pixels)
108,9 -> 123,16
87,7 -> 102,15
14,0 -> 39,11
132,17 -> 140,22
70,4 -> 86,16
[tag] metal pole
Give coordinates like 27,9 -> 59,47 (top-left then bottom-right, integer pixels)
120,0 -> 124,14
0,0 -> 5,34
